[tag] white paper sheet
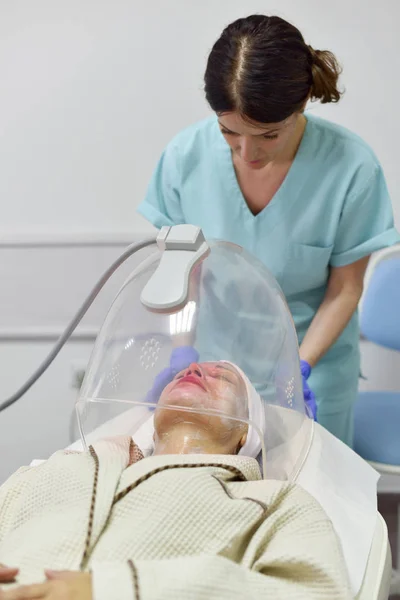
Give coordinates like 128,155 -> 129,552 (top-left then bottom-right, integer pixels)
296,422 -> 380,596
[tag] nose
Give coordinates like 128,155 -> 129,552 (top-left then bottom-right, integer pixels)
184,363 -> 203,378
238,136 -> 259,162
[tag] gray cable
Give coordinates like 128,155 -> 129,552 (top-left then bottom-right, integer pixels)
0,236 -> 157,413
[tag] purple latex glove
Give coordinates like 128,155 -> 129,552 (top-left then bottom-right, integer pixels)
300,360 -> 317,421
146,346 -> 199,404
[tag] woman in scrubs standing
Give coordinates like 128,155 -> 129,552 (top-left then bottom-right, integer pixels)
138,14 -> 400,446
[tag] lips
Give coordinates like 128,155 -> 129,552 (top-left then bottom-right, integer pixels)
175,375 -> 206,391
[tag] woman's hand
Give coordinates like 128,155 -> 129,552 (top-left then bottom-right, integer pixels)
0,571 -> 92,600
0,565 -> 19,584
300,360 -> 317,420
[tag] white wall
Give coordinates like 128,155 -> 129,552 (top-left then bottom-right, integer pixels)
1,0 -> 400,235
0,1 -> 399,482
0,239 -> 155,483
0,340 -> 92,482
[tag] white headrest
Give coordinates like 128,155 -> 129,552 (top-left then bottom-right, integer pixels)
221,361 -> 265,458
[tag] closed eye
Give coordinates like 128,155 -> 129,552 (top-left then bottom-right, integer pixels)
209,373 -> 233,383
220,128 -> 237,136
220,128 -> 278,140
210,366 -> 238,385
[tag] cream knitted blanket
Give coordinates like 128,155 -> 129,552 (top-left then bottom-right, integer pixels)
0,437 -> 352,599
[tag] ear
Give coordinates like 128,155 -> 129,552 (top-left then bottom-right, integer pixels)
299,96 -> 310,112
238,433 -> 247,451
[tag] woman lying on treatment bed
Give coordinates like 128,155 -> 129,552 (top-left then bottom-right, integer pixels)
0,360 -> 353,600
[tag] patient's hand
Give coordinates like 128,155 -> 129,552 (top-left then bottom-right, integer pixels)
0,570 -> 92,599
0,564 -> 19,583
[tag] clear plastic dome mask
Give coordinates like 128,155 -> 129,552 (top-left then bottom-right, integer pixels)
76,225 -> 313,479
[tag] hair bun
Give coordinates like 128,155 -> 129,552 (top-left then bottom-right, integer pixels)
308,45 -> 343,104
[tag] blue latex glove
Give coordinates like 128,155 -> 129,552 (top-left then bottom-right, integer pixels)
300,360 -> 317,421
146,346 -> 199,404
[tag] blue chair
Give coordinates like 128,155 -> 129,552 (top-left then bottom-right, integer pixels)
354,246 -> 400,593
355,249 -> 400,467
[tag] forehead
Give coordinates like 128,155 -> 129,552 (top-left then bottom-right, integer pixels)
218,111 -> 292,135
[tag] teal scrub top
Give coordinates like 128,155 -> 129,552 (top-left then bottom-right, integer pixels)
137,112 -> 400,420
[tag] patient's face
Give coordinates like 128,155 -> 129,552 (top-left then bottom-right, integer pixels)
154,362 -> 248,453
159,362 -> 246,414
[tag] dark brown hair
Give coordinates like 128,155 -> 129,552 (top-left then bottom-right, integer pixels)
204,15 -> 342,123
